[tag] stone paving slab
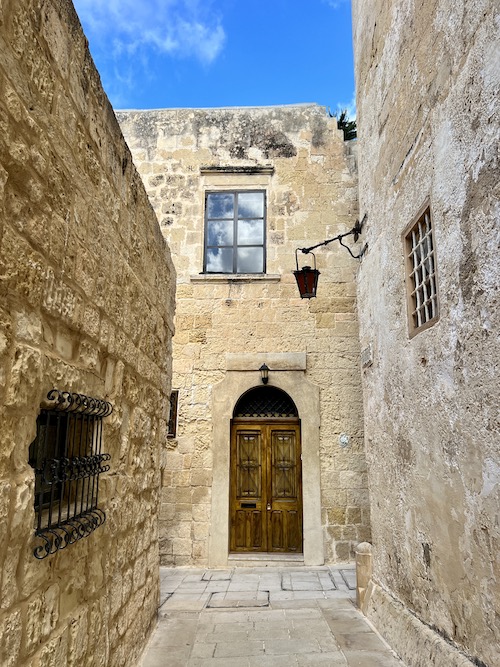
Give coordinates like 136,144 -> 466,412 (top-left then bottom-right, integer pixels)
141,566 -> 407,667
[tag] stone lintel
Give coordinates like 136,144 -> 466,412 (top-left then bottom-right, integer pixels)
226,353 -> 306,372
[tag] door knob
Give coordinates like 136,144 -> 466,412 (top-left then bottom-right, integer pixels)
266,502 -> 271,511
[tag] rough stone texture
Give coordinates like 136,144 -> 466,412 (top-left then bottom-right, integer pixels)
0,1 -> 175,665
117,105 -> 369,566
353,1 -> 499,665
362,583 -> 478,667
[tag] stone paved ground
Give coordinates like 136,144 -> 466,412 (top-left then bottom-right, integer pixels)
139,566 -> 406,667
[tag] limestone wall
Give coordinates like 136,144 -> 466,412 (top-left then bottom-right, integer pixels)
117,105 -> 369,566
353,1 -> 499,665
0,1 -> 175,665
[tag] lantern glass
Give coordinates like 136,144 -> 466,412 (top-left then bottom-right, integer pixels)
294,267 -> 320,299
259,363 -> 269,384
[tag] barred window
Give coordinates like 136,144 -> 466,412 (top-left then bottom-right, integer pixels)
167,390 -> 179,438
29,390 -> 112,559
404,206 -> 439,336
204,191 -> 266,273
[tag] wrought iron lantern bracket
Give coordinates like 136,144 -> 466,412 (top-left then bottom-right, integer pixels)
294,215 -> 368,298
298,214 -> 367,259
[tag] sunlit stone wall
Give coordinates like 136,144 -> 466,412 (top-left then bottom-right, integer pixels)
118,104 -> 370,566
353,1 -> 499,665
0,1 -> 175,665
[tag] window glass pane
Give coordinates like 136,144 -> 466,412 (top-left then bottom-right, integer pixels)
237,247 -> 264,273
208,220 -> 233,246
206,247 -> 233,272
238,192 -> 264,219
207,193 -> 234,219
238,219 -> 264,245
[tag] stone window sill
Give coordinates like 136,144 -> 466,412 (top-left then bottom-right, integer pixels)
190,274 -> 281,283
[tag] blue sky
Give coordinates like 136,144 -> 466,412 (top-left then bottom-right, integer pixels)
73,0 -> 355,114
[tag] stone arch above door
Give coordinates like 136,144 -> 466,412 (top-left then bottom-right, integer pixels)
209,353 -> 323,566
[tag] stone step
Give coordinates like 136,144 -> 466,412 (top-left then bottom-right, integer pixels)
228,553 -> 305,567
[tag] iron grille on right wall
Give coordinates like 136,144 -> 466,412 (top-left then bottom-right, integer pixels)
404,205 -> 439,336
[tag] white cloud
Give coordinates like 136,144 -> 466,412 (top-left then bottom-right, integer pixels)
324,0 -> 351,9
73,0 -> 226,65
334,92 -> 357,120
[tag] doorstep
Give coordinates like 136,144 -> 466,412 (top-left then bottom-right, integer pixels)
228,552 -> 305,567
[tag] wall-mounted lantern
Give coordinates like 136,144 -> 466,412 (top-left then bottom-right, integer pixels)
259,363 -> 269,384
294,249 -> 320,299
294,215 -> 367,299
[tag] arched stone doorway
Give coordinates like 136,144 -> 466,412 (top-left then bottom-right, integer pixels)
208,353 -> 324,567
229,386 -> 303,553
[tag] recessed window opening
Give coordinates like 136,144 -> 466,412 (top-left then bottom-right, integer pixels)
167,390 -> 179,438
29,390 -> 112,559
204,190 -> 266,274
404,206 -> 439,336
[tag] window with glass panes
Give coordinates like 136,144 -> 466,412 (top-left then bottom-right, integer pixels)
204,191 -> 266,273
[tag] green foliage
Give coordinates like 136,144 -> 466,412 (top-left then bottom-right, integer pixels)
335,109 -> 357,141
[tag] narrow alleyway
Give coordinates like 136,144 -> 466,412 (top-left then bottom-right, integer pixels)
140,566 -> 406,666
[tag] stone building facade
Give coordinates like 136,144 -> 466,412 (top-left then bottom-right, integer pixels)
0,1 -> 175,666
352,1 -> 499,666
3,0 -> 497,664
117,105 -> 370,567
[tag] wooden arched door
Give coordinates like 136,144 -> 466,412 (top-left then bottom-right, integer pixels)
229,387 -> 303,553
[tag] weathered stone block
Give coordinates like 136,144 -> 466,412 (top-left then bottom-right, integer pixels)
36,628 -> 69,667
0,544 -> 22,611
342,525 -> 358,541
191,468 -> 212,486
191,486 -> 211,504
41,584 -> 60,639
334,541 -> 351,562
339,471 -> 368,489
192,541 -> 208,562
0,607 -> 22,667
4,346 -> 42,407
327,507 -> 346,525
14,310 -> 42,345
192,522 -> 209,540
346,507 -> 362,525
25,592 -> 44,654
192,503 -> 211,523
172,538 -> 192,556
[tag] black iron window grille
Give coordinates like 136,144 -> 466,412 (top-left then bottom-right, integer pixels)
233,386 -> 298,418
29,389 -> 112,559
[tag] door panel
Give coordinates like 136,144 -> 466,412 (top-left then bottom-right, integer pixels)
269,509 -> 301,551
233,509 -> 263,550
271,430 -> 297,499
270,510 -> 285,550
267,427 -> 302,552
230,421 -> 302,553
236,431 -> 262,498
230,428 -> 265,552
